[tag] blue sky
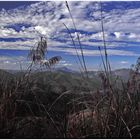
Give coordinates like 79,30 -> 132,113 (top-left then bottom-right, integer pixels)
0,1 -> 140,71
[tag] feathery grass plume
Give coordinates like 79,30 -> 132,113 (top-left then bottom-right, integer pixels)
65,1 -> 88,79
28,37 -> 47,64
21,37 -> 47,82
28,37 -> 62,69
41,56 -> 62,68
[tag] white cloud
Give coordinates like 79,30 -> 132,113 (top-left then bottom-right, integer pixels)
0,1 -> 140,57
34,25 -> 51,36
0,55 -> 29,70
120,61 -> 129,64
62,63 -> 72,66
58,60 -> 72,67
114,32 -> 121,39
48,46 -> 139,56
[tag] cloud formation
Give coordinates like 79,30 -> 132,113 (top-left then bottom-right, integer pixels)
0,2 -> 139,47
0,1 -> 140,70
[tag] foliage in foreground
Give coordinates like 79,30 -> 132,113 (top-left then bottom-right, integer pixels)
0,62 -> 140,138
0,2 -> 140,138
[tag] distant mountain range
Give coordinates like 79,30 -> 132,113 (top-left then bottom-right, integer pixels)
54,67 -> 78,73
89,68 -> 134,81
1,67 -> 134,81
111,68 -> 133,81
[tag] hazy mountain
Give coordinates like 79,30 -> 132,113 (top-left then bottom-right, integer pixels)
55,67 -> 77,73
112,68 -> 133,81
0,69 -> 15,82
86,68 -> 133,81
1,67 -> 134,82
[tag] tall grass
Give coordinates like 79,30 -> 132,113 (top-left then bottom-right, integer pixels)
65,1 -> 89,79
64,1 -> 140,138
0,1 -> 140,139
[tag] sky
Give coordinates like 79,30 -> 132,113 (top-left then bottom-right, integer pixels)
0,1 -> 140,71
